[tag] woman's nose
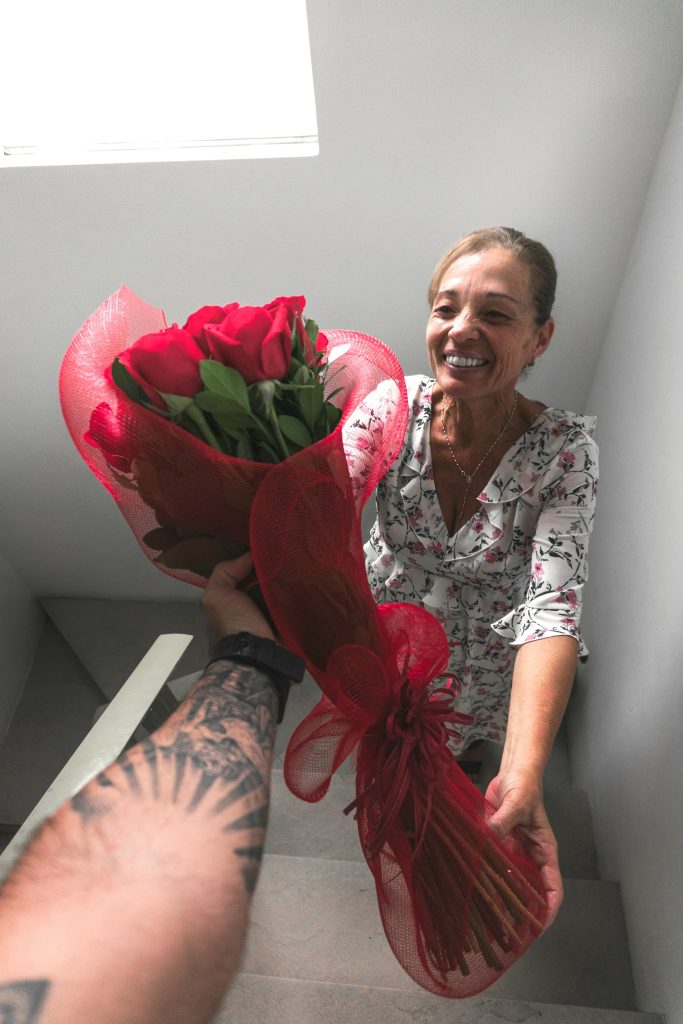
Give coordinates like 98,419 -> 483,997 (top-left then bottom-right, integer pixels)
448,308 -> 476,337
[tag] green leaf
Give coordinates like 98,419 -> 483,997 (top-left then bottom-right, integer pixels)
289,320 -> 302,357
212,416 -> 247,441
286,356 -> 304,381
278,414 -> 313,449
255,441 -> 281,463
236,435 -> 255,460
299,380 -> 325,433
158,392 -> 195,416
326,403 -> 343,432
215,429 -> 239,455
111,357 -> 153,408
195,391 -> 252,421
199,360 -> 250,412
304,317 -> 319,350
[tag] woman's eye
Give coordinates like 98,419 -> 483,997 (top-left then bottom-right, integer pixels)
483,310 -> 509,321
433,306 -> 454,317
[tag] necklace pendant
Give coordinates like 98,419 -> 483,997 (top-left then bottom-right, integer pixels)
465,474 -> 472,484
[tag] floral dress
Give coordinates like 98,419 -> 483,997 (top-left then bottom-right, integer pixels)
362,375 -> 599,755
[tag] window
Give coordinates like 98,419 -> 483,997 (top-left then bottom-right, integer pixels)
1,0 -> 318,167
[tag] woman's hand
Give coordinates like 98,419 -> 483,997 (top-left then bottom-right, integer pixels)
201,553 -> 275,643
485,770 -> 563,929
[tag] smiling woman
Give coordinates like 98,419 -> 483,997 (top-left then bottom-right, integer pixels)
363,226 -> 599,927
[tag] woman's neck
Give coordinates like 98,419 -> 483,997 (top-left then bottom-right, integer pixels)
435,386 -> 520,452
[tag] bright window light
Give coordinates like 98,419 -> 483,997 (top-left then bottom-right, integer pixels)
1,0 -> 318,167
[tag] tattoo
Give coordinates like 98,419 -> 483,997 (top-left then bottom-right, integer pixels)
234,846 -> 264,894
0,980 -> 49,1022
69,661 -> 277,893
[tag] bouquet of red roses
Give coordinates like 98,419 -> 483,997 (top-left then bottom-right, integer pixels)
60,285 -> 547,998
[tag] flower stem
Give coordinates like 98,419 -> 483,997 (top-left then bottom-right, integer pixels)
268,408 -> 291,460
185,404 -> 223,452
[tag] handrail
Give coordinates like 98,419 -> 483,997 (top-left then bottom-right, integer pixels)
0,633 -> 193,881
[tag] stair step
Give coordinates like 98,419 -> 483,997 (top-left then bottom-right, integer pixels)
544,789 -> 599,879
240,854 -> 636,1010
42,597 -> 208,700
217,975 -> 663,1024
266,771 -> 598,880
0,622 -> 103,825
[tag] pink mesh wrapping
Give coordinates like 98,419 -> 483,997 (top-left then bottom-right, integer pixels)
60,286 -> 548,998
59,286 -> 406,584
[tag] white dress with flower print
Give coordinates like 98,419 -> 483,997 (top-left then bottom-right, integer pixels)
362,375 -> 599,755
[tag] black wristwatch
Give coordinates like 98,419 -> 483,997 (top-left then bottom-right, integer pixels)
206,632 -> 305,724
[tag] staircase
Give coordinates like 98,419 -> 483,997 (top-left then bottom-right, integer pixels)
0,604 -> 664,1023
214,673 -> 662,1024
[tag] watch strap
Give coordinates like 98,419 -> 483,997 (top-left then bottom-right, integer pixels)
206,632 -> 305,724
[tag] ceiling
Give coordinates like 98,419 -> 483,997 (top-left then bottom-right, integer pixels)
1,0 -> 682,600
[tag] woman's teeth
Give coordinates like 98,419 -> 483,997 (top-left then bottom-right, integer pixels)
444,355 -> 487,368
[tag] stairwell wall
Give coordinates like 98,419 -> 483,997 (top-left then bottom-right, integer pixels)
567,71 -> 683,1024
0,549 -> 45,745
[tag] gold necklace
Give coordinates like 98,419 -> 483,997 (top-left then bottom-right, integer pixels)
440,392 -> 519,534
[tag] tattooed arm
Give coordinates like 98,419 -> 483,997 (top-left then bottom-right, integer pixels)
0,555 -> 279,1024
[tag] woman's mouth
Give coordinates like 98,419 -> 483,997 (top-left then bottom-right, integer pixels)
443,354 -> 489,368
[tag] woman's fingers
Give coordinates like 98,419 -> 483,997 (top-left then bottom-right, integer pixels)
485,772 -> 563,929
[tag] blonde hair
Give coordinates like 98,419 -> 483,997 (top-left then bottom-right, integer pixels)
428,227 -> 557,325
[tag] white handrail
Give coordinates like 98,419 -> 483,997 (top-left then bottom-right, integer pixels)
0,633 -> 193,881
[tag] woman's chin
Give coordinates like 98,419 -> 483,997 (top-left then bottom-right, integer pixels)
436,366 -> 491,398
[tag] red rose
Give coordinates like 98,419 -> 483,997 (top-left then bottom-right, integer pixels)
84,402 -> 137,472
118,325 -> 207,407
183,303 -> 238,346
265,294 -> 326,364
264,295 -> 305,319
205,303 -> 292,382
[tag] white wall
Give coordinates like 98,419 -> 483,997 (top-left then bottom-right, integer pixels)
567,72 -> 683,1023
0,547 -> 45,745
1,1 -> 682,600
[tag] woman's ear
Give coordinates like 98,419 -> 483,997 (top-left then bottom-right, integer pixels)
533,317 -> 555,359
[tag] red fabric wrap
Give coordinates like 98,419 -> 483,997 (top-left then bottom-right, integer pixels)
60,286 -> 548,998
251,444 -> 548,997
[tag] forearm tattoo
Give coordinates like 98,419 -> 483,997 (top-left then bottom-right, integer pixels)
0,666 -> 276,1018
0,980 -> 49,1022
70,660 -> 278,894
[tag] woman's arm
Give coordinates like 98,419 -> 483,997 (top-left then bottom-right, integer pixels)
0,556 -> 279,1024
486,425 -> 597,928
486,634 -> 578,928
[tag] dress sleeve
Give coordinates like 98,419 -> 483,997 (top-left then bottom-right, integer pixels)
491,432 -> 599,656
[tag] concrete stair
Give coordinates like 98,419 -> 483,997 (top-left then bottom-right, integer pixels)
219,976 -> 663,1024
214,673 -> 662,1024
0,608 -> 663,1022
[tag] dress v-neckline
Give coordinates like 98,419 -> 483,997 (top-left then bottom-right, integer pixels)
423,379 -> 550,541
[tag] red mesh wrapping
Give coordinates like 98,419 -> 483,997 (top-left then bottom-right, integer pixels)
60,286 -> 548,998
250,442 -> 548,998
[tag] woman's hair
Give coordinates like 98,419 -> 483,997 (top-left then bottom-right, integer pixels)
427,227 -> 557,325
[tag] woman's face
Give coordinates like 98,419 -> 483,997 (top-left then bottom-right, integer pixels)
426,247 -> 554,402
